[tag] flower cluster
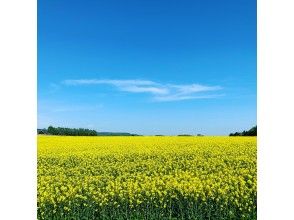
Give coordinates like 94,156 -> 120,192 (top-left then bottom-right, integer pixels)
38,136 -> 256,219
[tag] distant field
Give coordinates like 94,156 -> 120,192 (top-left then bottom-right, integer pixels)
37,136 -> 256,220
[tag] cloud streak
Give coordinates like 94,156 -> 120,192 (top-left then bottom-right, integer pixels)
153,94 -> 224,102
62,79 -> 223,102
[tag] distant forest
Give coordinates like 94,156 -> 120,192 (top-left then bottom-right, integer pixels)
38,126 -> 140,136
229,126 -> 257,136
37,126 -> 257,137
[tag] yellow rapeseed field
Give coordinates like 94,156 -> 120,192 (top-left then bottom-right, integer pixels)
37,136 -> 256,220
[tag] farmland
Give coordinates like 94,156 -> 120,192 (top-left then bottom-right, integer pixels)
37,136 -> 256,219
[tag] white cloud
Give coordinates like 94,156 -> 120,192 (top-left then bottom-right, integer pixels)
46,83 -> 61,94
171,84 -> 222,94
62,79 -> 223,102
120,85 -> 169,95
152,94 -> 224,102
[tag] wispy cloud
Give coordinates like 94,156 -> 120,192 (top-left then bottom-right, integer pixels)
153,94 -> 224,102
170,84 -> 222,94
46,83 -> 61,94
63,79 -> 168,95
62,79 -> 223,102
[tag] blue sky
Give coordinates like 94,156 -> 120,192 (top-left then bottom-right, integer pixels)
38,0 -> 256,135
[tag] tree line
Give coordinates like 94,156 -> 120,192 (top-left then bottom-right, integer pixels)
45,126 -> 98,136
38,126 -> 140,136
229,126 -> 257,136
38,126 -> 257,137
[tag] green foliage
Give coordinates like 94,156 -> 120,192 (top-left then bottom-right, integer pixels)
44,126 -> 141,136
37,129 -> 48,134
47,126 -> 98,136
229,126 -> 257,136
